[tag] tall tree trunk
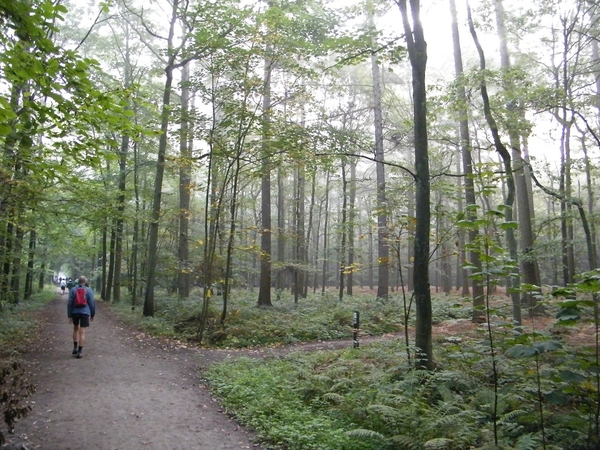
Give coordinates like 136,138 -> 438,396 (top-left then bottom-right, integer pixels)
113,133 -> 128,304
558,118 -> 575,285
449,0 -> 485,321
347,159 -> 357,296
468,4 -> 520,323
11,226 -> 24,304
144,0 -> 182,316
397,0 -> 433,369
106,226 -> 115,302
367,205 -> 374,290
495,0 -> 539,320
369,5 -> 389,300
308,173 -> 318,294
258,39 -> 273,307
455,157 -> 468,296
294,161 -> 307,302
178,63 -> 191,298
222,157 -> 243,324
321,173 -> 331,294
277,168 -> 285,291
24,229 -> 35,299
580,136 -> 598,271
339,161 -> 348,301
101,227 -> 107,298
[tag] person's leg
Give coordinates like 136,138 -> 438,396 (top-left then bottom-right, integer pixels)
78,327 -> 86,348
72,324 -> 79,354
76,316 -> 90,358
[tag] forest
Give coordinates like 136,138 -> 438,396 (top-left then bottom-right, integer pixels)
1,0 -> 600,448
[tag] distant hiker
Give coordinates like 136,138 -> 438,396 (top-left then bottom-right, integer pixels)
67,275 -> 96,359
60,279 -> 66,295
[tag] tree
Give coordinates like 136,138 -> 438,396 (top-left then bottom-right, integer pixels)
177,62 -> 192,299
448,0 -> 485,323
367,2 -> 389,300
395,0 -> 433,370
494,0 -> 540,320
467,2 -> 520,326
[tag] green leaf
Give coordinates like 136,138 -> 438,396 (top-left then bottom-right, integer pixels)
506,344 -> 538,358
556,307 -> 580,322
533,340 -> 562,352
558,370 -> 586,383
544,390 -> 569,405
0,124 -> 12,136
500,221 -> 519,230
486,209 -> 505,218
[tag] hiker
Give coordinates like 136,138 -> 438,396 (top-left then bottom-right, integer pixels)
67,275 -> 96,359
60,279 -> 66,295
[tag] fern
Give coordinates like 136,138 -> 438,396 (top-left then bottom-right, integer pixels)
366,404 -> 407,422
497,409 -> 528,424
346,428 -> 387,442
514,433 -> 541,450
423,437 -> 454,449
322,392 -> 345,404
390,434 -> 423,449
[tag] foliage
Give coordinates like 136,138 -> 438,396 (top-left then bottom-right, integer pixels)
111,290 -> 436,347
203,298 -> 599,450
0,361 -> 35,446
0,290 -> 52,445
207,357 -> 361,450
0,290 -> 54,355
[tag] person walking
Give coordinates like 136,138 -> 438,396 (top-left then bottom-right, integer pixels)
60,278 -> 66,295
67,275 -> 96,359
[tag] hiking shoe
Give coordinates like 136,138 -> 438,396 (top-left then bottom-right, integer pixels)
76,351 -> 83,359
72,349 -> 78,355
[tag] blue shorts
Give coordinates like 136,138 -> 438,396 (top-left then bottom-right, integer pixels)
72,313 -> 90,327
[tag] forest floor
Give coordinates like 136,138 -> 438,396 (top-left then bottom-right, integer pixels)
5,291 -> 595,450
4,293 -> 394,450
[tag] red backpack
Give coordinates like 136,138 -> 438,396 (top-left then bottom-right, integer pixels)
73,286 -> 87,307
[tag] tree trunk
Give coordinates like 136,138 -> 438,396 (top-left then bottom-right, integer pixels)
468,5 -> 520,323
495,0 -> 539,320
321,172 -> 331,294
347,158 -> 357,296
113,132 -> 128,304
339,161 -> 348,301
449,0 -> 485,321
581,136 -> 599,271
178,63 -> 191,298
258,40 -> 273,307
397,0 -> 433,369
101,225 -> 107,300
307,172 -> 317,294
276,168 -> 285,292
24,229 -> 35,299
294,162 -> 307,301
144,0 -> 181,316
11,226 -> 24,304
369,5 -> 389,300
106,225 -> 116,302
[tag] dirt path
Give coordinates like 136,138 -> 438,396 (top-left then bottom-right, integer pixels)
6,294 -> 264,450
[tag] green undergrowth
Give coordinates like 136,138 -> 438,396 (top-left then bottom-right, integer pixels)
206,329 -> 598,450
0,289 -> 55,358
111,290 -> 473,348
0,289 -> 52,445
